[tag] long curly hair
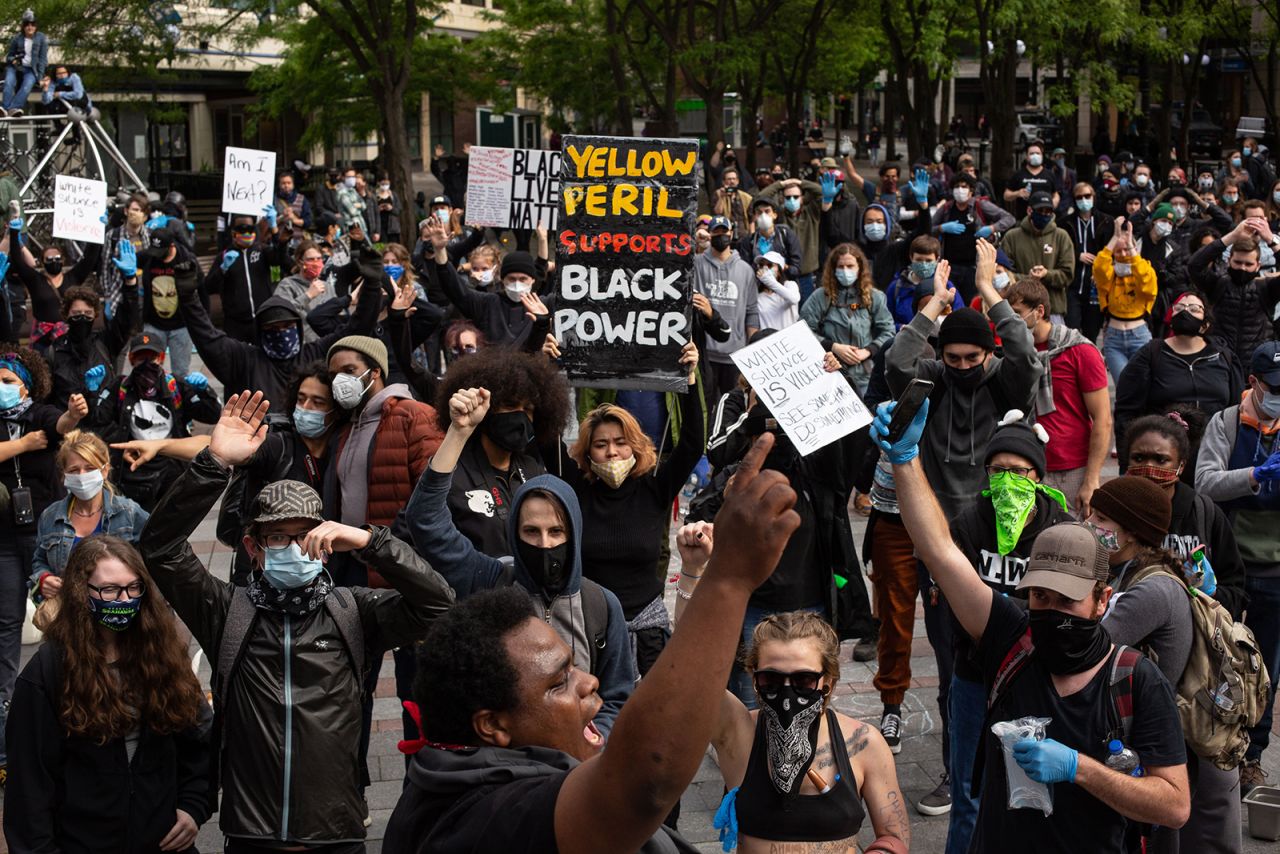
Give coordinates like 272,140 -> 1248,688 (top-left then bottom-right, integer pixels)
0,341 -> 51,401
820,243 -> 874,312
46,535 -> 204,743
435,348 -> 570,445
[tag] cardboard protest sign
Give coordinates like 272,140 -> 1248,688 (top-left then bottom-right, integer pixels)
52,175 -> 107,245
465,146 -> 562,230
553,135 -> 699,392
731,321 -> 873,456
222,146 -> 277,217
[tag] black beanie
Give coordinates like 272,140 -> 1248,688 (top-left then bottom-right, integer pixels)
938,307 -> 995,351
501,251 -> 537,280
985,422 -> 1047,478
1090,476 -> 1172,548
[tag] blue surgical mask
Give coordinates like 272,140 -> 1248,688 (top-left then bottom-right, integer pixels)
1243,146 -> 1253,157
384,264 -> 404,282
1031,211 -> 1054,230
1076,198 -> 1094,213
1260,389 -> 1280,420
88,595 -> 143,632
864,222 -> 887,241
344,176 -> 357,189
783,197 -> 801,213
835,267 -> 859,287
1273,191 -> 1280,205
0,382 -> 22,410
262,543 -> 324,590
1231,157 -> 1243,168
293,406 -> 330,438
910,260 -> 937,280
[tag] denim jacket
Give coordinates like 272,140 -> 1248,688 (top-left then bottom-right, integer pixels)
30,491 -> 150,599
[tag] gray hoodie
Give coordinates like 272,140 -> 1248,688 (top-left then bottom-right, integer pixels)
886,300 -> 1042,520
693,248 -> 759,363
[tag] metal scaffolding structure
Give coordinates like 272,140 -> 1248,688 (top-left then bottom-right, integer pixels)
0,113 -> 148,251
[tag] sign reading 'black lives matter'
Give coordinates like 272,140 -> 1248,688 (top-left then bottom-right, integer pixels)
554,135 -> 699,392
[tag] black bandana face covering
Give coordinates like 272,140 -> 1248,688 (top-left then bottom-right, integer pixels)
758,684 -> 825,795
1029,608 -> 1112,674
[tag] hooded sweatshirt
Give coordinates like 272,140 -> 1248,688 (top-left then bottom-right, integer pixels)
999,215 -> 1076,315
693,248 -> 758,364
407,468 -> 634,734
885,300 -> 1043,520
383,743 -> 695,854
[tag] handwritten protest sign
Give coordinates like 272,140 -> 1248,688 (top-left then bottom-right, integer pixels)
465,146 -> 561,229
222,146 -> 276,217
52,175 -> 106,245
731,321 -> 873,455
554,135 -> 699,392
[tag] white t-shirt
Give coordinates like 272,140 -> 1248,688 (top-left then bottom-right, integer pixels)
21,37 -> 31,67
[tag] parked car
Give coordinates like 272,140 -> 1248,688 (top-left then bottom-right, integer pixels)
1014,110 -> 1062,150
1170,105 -> 1225,159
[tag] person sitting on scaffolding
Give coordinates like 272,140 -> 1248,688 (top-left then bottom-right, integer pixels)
40,64 -> 93,122
0,10 -> 44,118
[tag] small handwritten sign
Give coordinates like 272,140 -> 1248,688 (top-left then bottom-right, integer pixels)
222,146 -> 276,216
731,321 -> 872,455
465,146 -> 561,229
52,175 -> 106,245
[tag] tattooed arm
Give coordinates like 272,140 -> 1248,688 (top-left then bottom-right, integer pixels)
835,714 -> 911,849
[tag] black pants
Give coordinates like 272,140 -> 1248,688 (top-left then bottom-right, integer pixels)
225,840 -> 365,854
918,560 -> 953,775
1066,288 -> 1104,342
949,263 -> 977,305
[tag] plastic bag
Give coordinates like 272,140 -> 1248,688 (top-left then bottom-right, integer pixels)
991,716 -> 1054,816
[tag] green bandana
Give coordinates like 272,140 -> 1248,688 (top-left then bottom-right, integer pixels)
982,472 -> 1068,555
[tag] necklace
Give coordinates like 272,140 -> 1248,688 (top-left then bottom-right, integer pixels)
72,502 -> 101,518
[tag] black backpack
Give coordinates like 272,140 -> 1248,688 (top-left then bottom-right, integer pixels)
496,562 -> 610,674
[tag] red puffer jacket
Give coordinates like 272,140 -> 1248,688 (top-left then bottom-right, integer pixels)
336,394 -> 442,586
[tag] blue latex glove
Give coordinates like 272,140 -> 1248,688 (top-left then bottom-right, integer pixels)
820,172 -> 839,205
99,206 -> 109,225
149,212 -> 169,228
9,217 -> 22,235
713,787 -> 739,853
263,204 -> 277,229
220,250 -> 240,272
112,239 -> 138,277
1254,450 -> 1280,484
183,371 -> 208,390
1013,738 -> 1078,784
869,398 -> 930,465
940,221 -> 966,235
83,364 -> 107,393
0,251 -> 8,281
975,225 -> 994,238
911,168 -> 930,205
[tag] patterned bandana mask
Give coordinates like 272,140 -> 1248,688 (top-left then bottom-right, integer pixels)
759,685 -> 825,795
245,572 -> 333,617
982,471 -> 1067,556
88,596 -> 143,632
590,456 -> 636,489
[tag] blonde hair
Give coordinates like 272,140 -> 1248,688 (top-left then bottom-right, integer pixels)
56,430 -> 114,495
469,244 -> 500,268
570,403 -> 658,481
744,611 -> 841,706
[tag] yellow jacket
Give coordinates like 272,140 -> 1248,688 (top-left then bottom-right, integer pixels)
1093,247 -> 1158,320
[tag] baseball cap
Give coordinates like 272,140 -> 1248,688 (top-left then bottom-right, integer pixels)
429,194 -> 451,207
1250,341 -> 1280,384
1018,523 -> 1111,601
129,331 -> 166,355
1051,147 -> 1067,157
1028,191 -> 1054,210
251,480 -> 325,529
756,251 -> 786,268
708,215 -> 732,232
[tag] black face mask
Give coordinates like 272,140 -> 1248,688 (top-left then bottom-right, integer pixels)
945,363 -> 985,391
67,315 -> 93,343
757,684 -> 826,795
1169,310 -> 1205,337
710,234 -> 733,252
130,360 -> 164,397
481,410 -> 535,453
1029,608 -> 1112,674
43,258 -> 63,276
1229,267 -> 1257,287
516,538 -> 571,595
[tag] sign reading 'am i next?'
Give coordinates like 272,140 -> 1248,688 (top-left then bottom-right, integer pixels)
553,135 -> 700,392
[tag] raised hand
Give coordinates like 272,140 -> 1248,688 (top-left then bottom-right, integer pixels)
820,172 -> 839,205
911,168 -> 930,205
542,333 -> 562,360
83,364 -> 107,393
263,204 -> 278,230
300,520 -> 372,561
870,398 -> 931,464
66,394 -> 89,421
209,391 -> 270,467
220,250 -> 240,272
390,278 -> 417,314
679,341 -> 699,384
711,434 -> 801,592
448,387 -> 491,432
934,258 -> 952,288
675,521 -> 714,570
112,239 -> 138,277
520,291 -> 549,321
21,430 -> 48,453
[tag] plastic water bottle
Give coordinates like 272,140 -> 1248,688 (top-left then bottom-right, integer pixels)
681,474 -> 699,499
1191,545 -> 1217,596
1105,740 -> 1143,777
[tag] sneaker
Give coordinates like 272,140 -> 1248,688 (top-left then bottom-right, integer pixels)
852,637 -> 877,662
9,108 -> 23,118
916,773 -> 951,816
880,711 -> 902,754
1241,758 -> 1267,798
0,108 -> 7,118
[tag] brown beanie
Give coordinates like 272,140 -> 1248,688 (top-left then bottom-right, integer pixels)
1089,476 -> 1172,548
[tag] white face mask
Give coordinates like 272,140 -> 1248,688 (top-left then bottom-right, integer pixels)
952,187 -> 971,204
756,212 -> 774,232
993,271 -> 1010,290
1028,153 -> 1043,167
1154,220 -> 1173,238
1135,174 -> 1149,187
504,280 -> 532,300
343,176 -> 357,189
64,469 -> 104,501
1113,262 -> 1133,277
475,268 -> 495,285
332,368 -> 372,410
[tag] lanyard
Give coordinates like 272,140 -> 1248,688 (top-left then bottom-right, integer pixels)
302,452 -> 320,488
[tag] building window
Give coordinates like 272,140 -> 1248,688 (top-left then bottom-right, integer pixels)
430,99 -> 454,154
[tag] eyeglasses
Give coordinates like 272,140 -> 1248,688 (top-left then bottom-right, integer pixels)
87,580 -> 146,601
233,227 -> 256,235
753,670 -> 823,693
1074,195 -> 1093,201
45,256 -> 63,263
784,195 -> 802,201
1172,302 -> 1205,316
260,532 -> 310,551
986,464 -> 1035,477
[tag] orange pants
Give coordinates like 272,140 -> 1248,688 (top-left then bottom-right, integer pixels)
869,513 -> 919,705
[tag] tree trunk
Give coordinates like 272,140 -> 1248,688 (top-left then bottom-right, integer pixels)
374,69 -> 413,244
604,0 -> 634,135
884,69 -> 898,162
704,89 -> 726,151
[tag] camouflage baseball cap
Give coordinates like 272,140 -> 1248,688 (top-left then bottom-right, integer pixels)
251,480 -> 325,528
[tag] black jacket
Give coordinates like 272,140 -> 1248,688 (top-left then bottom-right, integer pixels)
203,238 -> 290,341
139,449 -> 457,844
1165,481 -> 1247,618
48,282 -> 137,406
1057,210 -> 1115,298
3,643 -> 213,854
1190,238 -> 1280,358
1113,338 -> 1244,446
735,225 -> 803,279
435,257 -> 552,348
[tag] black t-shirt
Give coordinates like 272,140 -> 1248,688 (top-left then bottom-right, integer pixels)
1007,168 -> 1057,220
748,474 -> 820,611
970,595 -> 1186,853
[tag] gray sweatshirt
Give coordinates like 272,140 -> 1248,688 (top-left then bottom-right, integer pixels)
337,382 -> 415,527
885,299 -> 1043,520
693,248 -> 759,364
